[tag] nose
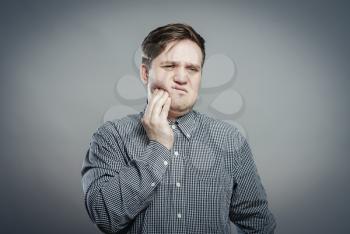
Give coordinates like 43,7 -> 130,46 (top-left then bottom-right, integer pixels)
174,67 -> 188,84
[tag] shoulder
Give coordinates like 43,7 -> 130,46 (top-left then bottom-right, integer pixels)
194,110 -> 246,150
194,110 -> 239,135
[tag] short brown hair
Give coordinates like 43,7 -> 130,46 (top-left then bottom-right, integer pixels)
141,23 -> 206,70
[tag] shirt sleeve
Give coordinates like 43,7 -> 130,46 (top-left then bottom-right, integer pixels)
228,129 -> 277,233
81,121 -> 171,233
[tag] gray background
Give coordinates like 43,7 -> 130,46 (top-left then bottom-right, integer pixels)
1,0 -> 349,233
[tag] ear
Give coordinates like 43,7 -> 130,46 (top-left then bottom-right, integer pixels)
140,63 -> 149,86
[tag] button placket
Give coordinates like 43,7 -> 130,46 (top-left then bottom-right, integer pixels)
169,130 -> 177,186
171,129 -> 184,222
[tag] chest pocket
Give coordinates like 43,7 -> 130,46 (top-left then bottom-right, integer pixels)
187,137 -> 225,180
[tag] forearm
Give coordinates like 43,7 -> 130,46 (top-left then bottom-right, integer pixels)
229,130 -> 276,233
230,184 -> 276,234
82,138 -> 171,233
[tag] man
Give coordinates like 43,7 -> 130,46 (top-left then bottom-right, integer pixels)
81,23 -> 276,233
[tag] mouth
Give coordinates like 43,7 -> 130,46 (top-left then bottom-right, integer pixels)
172,85 -> 187,93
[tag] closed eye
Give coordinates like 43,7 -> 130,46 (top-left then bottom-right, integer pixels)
161,64 -> 199,72
188,67 -> 199,72
162,65 -> 176,71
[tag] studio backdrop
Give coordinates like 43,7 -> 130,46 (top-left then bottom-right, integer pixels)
1,0 -> 349,233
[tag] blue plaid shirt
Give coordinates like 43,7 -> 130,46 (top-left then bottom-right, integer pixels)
81,104 -> 276,233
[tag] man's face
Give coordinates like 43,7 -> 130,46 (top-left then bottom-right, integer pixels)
140,39 -> 203,118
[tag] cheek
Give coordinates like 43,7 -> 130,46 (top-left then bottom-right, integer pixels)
193,78 -> 201,92
149,78 -> 167,92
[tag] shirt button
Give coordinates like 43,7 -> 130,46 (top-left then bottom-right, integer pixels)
151,182 -> 155,187
163,160 -> 168,166
171,124 -> 176,130
177,213 -> 182,218
186,133 -> 191,138
176,182 -> 181,187
174,151 -> 179,156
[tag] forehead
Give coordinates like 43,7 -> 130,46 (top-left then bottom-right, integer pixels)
154,39 -> 202,67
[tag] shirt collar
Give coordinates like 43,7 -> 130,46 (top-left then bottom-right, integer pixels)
139,100 -> 198,140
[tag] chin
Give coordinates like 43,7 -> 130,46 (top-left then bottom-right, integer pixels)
171,102 -> 192,112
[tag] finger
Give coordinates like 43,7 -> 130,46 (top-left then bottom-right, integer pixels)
150,90 -> 168,117
150,91 -> 169,120
148,89 -> 165,117
160,96 -> 171,120
144,88 -> 161,120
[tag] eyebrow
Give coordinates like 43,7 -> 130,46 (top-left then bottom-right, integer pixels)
160,61 -> 201,69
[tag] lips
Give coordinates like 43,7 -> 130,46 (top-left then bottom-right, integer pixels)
173,85 -> 187,93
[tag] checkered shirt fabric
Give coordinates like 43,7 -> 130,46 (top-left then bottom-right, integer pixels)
81,105 -> 276,234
